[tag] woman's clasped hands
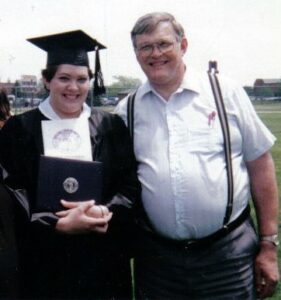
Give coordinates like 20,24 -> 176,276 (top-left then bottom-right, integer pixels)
55,200 -> 113,234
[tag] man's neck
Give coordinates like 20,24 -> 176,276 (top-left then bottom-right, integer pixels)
150,64 -> 186,101
152,82 -> 181,101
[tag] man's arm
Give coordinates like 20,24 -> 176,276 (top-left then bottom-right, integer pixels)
246,151 -> 279,298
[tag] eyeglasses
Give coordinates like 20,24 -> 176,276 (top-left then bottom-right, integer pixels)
136,41 -> 175,56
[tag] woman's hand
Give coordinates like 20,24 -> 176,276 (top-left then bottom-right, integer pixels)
87,204 -> 110,218
55,200 -> 113,234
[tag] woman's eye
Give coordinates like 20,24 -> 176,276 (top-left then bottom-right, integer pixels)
77,78 -> 88,83
58,76 -> 69,82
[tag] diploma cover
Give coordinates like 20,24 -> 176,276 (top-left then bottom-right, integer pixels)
36,155 -> 103,212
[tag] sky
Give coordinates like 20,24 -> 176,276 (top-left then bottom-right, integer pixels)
0,0 -> 281,86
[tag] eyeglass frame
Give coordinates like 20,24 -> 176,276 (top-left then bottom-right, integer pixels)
135,40 -> 178,57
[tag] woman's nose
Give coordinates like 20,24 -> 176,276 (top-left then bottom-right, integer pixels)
67,80 -> 79,90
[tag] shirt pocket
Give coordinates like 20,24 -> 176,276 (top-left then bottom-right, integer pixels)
188,128 -> 222,153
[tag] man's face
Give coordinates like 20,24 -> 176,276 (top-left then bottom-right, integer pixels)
135,22 -> 187,88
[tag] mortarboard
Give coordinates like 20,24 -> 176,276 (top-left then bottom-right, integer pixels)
27,30 -> 106,67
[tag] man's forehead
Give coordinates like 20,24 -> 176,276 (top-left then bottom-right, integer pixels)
135,23 -> 176,44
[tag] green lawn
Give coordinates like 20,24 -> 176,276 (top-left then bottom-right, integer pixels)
254,101 -> 281,299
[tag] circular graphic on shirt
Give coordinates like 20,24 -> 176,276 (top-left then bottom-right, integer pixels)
63,177 -> 79,194
52,129 -> 81,153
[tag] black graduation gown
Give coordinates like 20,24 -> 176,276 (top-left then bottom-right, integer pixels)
0,108 -> 140,299
0,182 -> 19,299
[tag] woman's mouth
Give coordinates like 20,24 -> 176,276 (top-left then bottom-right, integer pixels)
63,94 -> 79,100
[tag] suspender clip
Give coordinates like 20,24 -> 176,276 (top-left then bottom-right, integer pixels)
208,61 -> 219,74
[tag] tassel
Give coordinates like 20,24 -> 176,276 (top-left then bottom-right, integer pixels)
93,48 -> 106,96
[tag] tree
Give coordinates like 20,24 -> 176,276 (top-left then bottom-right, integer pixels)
254,86 -> 274,99
88,75 -> 142,107
107,75 -> 142,97
110,75 -> 142,88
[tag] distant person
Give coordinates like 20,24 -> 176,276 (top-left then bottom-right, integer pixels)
0,88 -> 11,180
116,12 -> 279,299
0,88 -> 11,129
0,30 -> 140,299
0,88 -> 18,298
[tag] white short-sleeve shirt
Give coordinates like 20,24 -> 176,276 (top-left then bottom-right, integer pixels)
115,69 -> 276,240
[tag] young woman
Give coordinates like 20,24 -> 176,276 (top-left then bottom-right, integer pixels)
0,30 -> 140,299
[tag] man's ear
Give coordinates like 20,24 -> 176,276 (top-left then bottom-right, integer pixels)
180,37 -> 188,55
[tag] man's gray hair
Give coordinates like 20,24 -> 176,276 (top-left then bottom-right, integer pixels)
131,12 -> 185,48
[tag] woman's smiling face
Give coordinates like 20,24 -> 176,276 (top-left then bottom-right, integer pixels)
45,64 -> 90,119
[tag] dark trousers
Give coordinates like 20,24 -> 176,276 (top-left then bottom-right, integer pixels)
0,183 -> 19,299
134,218 -> 258,300
17,225 -> 133,299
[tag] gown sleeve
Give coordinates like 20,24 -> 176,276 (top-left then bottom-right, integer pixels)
0,116 -> 32,216
89,111 -> 141,238
0,113 -> 58,226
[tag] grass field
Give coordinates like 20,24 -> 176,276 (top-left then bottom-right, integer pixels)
254,102 -> 281,212
254,101 -> 281,299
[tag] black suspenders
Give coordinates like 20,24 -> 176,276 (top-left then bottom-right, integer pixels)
127,90 -> 136,149
208,61 -> 234,226
127,61 -> 234,227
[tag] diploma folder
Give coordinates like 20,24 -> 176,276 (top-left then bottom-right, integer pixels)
36,156 -> 103,212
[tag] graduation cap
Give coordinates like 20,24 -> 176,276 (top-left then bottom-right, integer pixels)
27,30 -> 107,96
27,30 -> 106,67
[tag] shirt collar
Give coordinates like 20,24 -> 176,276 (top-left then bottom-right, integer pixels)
137,66 -> 202,100
39,96 -> 91,120
179,67 -> 202,94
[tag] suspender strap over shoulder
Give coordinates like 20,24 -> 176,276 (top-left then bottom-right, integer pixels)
127,91 -> 136,148
208,61 -> 234,226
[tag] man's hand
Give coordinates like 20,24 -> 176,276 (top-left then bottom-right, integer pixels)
255,242 -> 279,299
55,200 -> 113,234
246,152 -> 279,298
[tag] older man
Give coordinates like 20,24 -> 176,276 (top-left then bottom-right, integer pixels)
116,12 -> 279,299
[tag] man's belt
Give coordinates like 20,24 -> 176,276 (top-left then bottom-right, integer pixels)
142,205 -> 250,251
